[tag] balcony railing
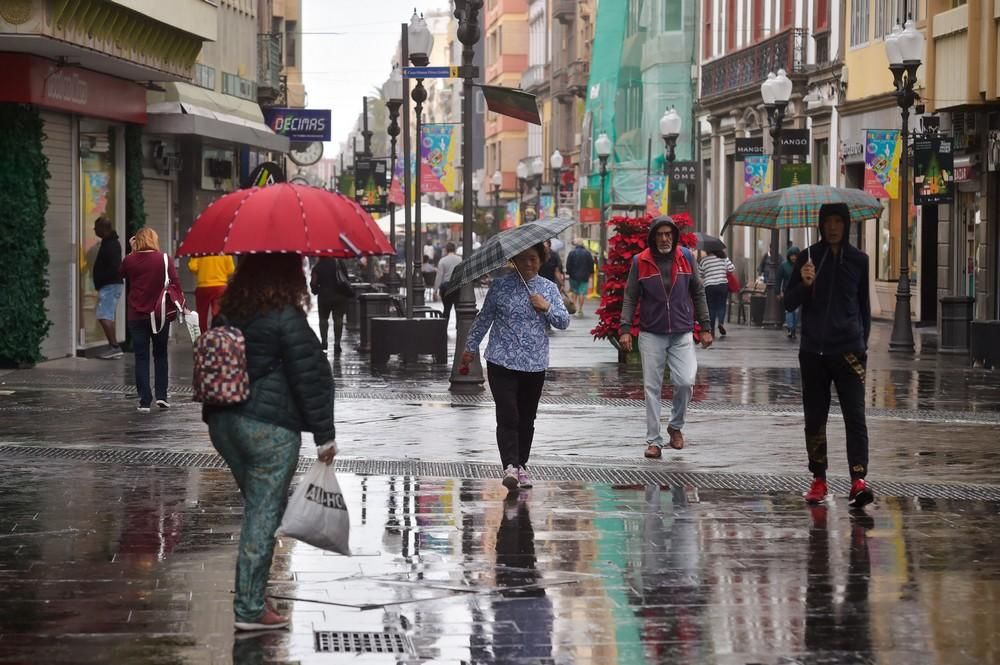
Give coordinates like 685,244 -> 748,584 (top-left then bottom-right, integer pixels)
567,59 -> 589,98
552,65 -> 569,100
521,64 -> 549,92
553,0 -> 576,24
257,33 -> 282,102
701,28 -> 807,100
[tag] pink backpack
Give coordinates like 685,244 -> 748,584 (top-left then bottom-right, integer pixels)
192,326 -> 250,405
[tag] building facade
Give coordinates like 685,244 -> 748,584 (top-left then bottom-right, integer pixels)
0,0 -> 217,360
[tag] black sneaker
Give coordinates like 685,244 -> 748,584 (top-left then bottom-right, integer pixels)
848,479 -> 874,509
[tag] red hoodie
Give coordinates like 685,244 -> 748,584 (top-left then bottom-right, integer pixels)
119,251 -> 182,321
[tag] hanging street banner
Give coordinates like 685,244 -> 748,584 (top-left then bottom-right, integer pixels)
779,163 -> 812,189
913,137 -> 954,205
420,124 -> 459,194
479,85 -> 541,125
388,157 -> 416,206
778,129 -> 811,156
735,138 -> 765,159
864,129 -> 901,199
244,162 -> 286,188
743,155 -> 772,198
537,194 -> 556,220
262,108 -> 331,142
646,175 -> 669,216
354,158 -> 389,212
502,200 -> 519,230
579,188 -> 602,223
665,161 -> 698,183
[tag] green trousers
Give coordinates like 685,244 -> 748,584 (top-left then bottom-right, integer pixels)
208,411 -> 301,623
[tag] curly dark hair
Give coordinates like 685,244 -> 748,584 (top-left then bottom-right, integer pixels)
528,242 -> 548,261
218,254 -> 309,320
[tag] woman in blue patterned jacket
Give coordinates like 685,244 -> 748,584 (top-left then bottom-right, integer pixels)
460,242 -> 571,491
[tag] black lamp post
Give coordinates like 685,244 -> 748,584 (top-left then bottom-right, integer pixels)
761,69 -> 793,328
385,64 -> 403,294
360,96 -> 376,283
550,149 -> 563,209
407,11 -> 433,310
885,19 -> 924,353
491,169 -> 502,233
516,161 -> 528,225
595,132 -> 612,276
531,156 -> 544,209
449,0 -> 485,393
660,107 -> 681,214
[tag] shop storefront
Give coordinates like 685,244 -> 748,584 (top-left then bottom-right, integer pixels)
0,54 -> 146,359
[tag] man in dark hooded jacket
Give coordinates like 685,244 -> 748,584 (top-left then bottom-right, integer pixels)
619,217 -> 712,458
784,203 -> 873,509
778,245 -> 801,338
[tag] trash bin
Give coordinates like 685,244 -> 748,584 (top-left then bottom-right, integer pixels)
939,296 -> 974,354
346,283 -> 376,330
358,293 -> 396,353
750,294 -> 767,327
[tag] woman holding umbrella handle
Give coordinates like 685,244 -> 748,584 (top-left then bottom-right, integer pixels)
461,243 -> 571,492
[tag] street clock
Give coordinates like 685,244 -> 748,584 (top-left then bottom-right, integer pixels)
289,141 -> 323,166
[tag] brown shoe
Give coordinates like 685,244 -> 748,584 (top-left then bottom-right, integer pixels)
644,444 -> 662,459
667,427 -> 685,450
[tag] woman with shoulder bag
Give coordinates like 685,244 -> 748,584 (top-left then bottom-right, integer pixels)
206,253 -> 337,632
699,249 -> 736,337
119,227 -> 183,413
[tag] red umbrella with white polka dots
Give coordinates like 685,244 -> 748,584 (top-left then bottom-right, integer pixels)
175,183 -> 395,257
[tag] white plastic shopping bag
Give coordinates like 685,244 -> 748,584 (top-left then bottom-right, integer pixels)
277,462 -> 351,555
181,309 -> 201,342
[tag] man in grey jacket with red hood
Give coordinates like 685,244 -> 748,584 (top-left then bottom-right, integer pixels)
784,203 -> 874,509
619,216 -> 712,458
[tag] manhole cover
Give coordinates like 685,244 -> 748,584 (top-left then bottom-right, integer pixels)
314,631 -> 410,654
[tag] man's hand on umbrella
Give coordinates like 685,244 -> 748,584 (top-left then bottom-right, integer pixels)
619,333 -> 633,352
801,259 -> 816,286
529,294 -> 550,312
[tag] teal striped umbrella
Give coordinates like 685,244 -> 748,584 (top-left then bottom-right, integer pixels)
723,185 -> 883,232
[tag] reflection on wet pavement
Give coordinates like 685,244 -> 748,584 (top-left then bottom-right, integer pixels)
2,457 -> 999,664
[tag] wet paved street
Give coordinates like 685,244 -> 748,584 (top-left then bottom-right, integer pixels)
1,309 -> 999,663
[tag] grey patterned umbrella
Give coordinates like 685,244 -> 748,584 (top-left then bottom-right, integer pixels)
444,218 -> 574,294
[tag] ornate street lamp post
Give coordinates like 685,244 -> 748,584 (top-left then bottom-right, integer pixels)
449,0 -> 486,393
384,64 -> 403,293
761,69 -> 793,328
886,19 -> 924,353
516,161 -> 529,225
407,11 -> 433,309
530,156 -> 544,220
595,132 -> 612,277
471,170 -> 482,223
550,149 -> 563,208
659,107 -> 681,213
491,169 -> 502,232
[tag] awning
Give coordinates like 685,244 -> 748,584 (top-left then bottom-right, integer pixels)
145,83 -> 289,153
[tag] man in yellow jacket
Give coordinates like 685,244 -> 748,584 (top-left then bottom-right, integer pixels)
187,254 -> 235,331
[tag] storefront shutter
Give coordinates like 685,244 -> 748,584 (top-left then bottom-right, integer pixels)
40,112 -> 74,360
142,178 -> 172,254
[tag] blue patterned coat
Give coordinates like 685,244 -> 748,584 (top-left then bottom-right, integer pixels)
465,271 -> 571,372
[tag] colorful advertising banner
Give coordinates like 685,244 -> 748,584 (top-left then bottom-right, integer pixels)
502,200 -> 519,230
864,129 -> 901,199
354,158 -> 388,212
779,163 -> 812,189
262,107 -> 331,141
913,137 -> 954,205
743,155 -> 771,198
388,157 -> 417,206
420,124 -> 459,194
537,194 -> 555,220
579,188 -> 602,223
645,175 -> 669,216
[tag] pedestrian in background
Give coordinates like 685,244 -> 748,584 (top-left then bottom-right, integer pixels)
310,257 -> 352,355
421,255 -> 438,301
187,253 -> 235,332
565,239 -> 595,317
778,245 -> 801,339
619,217 -> 712,458
119,228 -> 181,413
784,203 -> 873,509
206,253 -> 337,631
92,216 -> 124,358
461,243 -> 571,490
699,249 -> 735,337
537,239 -> 565,291
435,242 -> 462,323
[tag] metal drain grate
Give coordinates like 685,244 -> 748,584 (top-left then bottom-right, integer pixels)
314,631 -> 410,654
2,444 -> 999,502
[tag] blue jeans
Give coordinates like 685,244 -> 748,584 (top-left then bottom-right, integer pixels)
638,331 -> 698,444
128,319 -> 170,407
785,307 -> 800,332
208,411 -> 301,623
705,284 -> 729,335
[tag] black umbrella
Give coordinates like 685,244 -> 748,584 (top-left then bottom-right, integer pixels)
692,232 -> 726,253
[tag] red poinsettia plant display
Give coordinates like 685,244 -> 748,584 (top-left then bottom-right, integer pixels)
591,212 -> 698,348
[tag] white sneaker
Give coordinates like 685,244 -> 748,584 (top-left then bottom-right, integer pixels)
99,346 -> 123,359
517,466 -> 533,489
156,400 -> 171,409
136,405 -> 151,413
502,464 -> 519,490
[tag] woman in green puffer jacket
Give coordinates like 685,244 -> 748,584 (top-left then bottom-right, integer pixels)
205,253 -> 337,632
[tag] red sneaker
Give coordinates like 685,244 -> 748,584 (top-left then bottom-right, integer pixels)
234,607 -> 290,632
803,477 -> 828,504
848,478 -> 874,509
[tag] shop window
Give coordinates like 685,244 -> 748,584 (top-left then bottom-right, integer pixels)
286,20 -> 298,67
79,125 -> 118,348
850,0 -> 870,47
202,148 -> 235,191
876,201 -> 917,281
